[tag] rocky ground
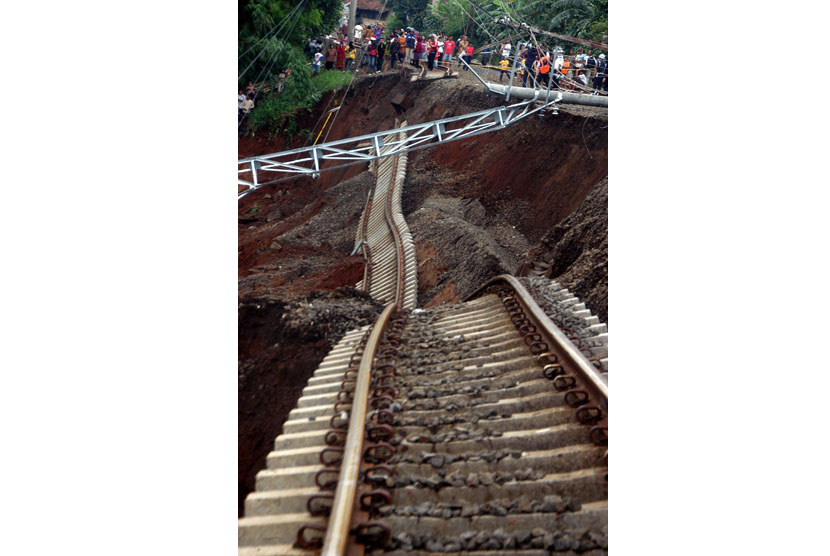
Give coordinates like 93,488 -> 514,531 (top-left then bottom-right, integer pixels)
519,178 -> 608,323
238,73 -> 608,514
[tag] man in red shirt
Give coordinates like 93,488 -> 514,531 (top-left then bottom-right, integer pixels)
427,34 -> 439,70
462,43 -> 474,70
443,36 -> 455,63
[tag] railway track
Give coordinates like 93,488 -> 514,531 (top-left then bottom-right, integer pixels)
239,124 -> 608,555
355,120 -> 417,311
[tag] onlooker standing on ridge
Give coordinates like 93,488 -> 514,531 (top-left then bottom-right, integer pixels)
312,50 -> 323,74
336,42 -> 345,70
413,34 -> 425,67
405,29 -> 416,64
456,36 -> 467,68
480,44 -> 492,68
344,41 -> 356,71
325,44 -> 337,70
537,52 -> 551,89
501,41 -> 512,61
245,81 -> 256,97
242,95 -> 254,114
427,34 -> 438,70
499,57 -> 510,82
389,33 -> 400,69
522,45 -> 538,87
366,38 -> 378,73
443,35 -> 455,63
593,53 -> 607,94
464,43 -> 474,69
377,37 -> 387,73
397,33 -> 406,64
436,35 -> 445,65
584,52 -> 598,90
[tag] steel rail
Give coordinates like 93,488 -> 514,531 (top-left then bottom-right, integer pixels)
319,302 -> 397,556
382,140 -> 408,308
468,274 -> 608,403
320,130 -> 410,556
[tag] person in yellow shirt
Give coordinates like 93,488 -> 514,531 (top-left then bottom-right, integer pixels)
499,57 -> 510,82
344,41 -> 357,72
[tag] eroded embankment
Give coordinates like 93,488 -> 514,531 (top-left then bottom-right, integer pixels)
237,75 -> 608,514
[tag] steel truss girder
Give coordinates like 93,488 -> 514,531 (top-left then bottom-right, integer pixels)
238,95 -> 561,199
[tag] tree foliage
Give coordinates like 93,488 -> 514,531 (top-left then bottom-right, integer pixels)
239,0 -> 346,134
387,0 -> 608,47
239,0 -> 343,87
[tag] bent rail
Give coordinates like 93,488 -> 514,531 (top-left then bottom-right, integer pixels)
355,121 -> 417,310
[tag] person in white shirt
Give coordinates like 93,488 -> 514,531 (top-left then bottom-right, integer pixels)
238,90 -> 246,111
501,42 -> 511,60
242,97 -> 254,114
313,51 -> 324,74
354,24 -> 363,41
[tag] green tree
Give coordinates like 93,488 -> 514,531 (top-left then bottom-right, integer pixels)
239,0 -> 343,87
547,0 -> 608,41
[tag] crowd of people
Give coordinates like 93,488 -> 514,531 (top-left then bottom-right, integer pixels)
303,21 -> 608,94
494,44 -> 607,95
241,19 -> 609,121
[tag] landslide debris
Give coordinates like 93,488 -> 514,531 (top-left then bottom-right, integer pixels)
520,177 -> 608,322
238,287 -> 383,515
408,195 -> 530,306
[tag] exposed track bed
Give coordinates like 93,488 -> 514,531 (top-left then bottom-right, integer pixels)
240,111 -> 607,556
239,279 -> 608,555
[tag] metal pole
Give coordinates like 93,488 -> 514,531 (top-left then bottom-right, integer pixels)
458,54 -> 487,86
348,1 -> 357,46
544,47 -> 560,104
486,83 -> 608,107
505,39 -> 523,102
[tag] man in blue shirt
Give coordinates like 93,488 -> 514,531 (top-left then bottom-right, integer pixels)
405,30 -> 416,65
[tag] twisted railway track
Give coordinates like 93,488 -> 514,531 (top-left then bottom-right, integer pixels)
239,125 -> 609,555
355,120 -> 417,311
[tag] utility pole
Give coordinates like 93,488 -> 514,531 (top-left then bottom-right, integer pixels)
348,1 -> 357,44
